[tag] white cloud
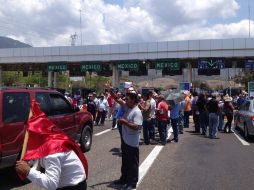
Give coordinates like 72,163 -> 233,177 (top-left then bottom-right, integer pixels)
176,0 -> 239,19
169,20 -> 252,41
0,0 -> 250,47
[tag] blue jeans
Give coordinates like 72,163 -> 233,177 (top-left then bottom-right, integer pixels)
184,111 -> 191,128
158,120 -> 168,145
218,111 -> 224,130
199,111 -> 208,134
143,120 -> 153,145
151,118 -> 156,139
178,112 -> 184,133
96,110 -> 106,125
171,118 -> 179,142
209,113 -> 219,138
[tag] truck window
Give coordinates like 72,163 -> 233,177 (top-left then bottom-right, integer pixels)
35,92 -> 51,116
49,94 -> 72,115
2,92 -> 30,124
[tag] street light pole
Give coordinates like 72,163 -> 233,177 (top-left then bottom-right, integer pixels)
248,0 -> 251,38
79,9 -> 82,46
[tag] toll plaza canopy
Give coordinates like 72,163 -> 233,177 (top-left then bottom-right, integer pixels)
0,38 -> 254,64
0,38 -> 253,87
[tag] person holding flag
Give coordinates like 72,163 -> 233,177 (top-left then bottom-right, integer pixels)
106,82 -> 143,190
15,100 -> 88,190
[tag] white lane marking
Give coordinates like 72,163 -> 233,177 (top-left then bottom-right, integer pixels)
167,127 -> 173,140
137,145 -> 164,187
232,129 -> 250,146
94,129 -> 111,136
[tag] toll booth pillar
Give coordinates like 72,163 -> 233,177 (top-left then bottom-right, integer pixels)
53,72 -> 58,88
0,66 -> 2,87
112,64 -> 119,88
183,63 -> 192,85
188,63 -> 193,86
48,71 -> 53,88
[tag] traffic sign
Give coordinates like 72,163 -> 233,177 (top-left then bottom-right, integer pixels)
117,61 -> 139,71
48,62 -> 67,71
179,82 -> 190,92
248,82 -> 254,97
155,59 -> 180,70
81,62 -> 101,72
245,60 -> 254,70
198,58 -> 225,69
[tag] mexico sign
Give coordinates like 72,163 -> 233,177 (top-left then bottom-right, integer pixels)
48,62 -> 67,71
155,60 -> 180,70
81,62 -> 101,72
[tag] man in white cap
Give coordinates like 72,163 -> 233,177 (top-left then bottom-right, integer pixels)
96,93 -> 108,125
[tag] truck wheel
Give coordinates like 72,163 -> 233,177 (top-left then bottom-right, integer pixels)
80,125 -> 92,152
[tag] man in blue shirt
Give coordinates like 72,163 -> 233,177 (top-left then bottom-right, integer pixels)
170,102 -> 183,142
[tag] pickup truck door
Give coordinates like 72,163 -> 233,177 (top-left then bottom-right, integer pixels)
48,93 -> 77,137
0,92 -> 30,158
36,92 -> 77,137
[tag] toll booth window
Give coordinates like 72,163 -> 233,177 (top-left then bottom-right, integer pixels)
49,94 -> 72,115
2,92 -> 30,124
35,92 -> 51,115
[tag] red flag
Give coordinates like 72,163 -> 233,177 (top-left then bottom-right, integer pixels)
22,100 -> 88,177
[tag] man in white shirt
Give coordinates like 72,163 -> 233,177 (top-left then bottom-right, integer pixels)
95,93 -> 109,125
106,84 -> 143,190
149,91 -> 156,141
15,100 -> 88,190
16,151 -> 86,190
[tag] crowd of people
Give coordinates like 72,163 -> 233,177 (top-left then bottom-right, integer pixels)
84,83 -> 250,190
15,83 -> 251,190
85,85 -> 250,142
61,83 -> 252,190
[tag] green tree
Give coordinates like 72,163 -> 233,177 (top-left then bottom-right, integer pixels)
2,71 -> 20,86
199,82 -> 210,90
86,75 -> 109,93
234,70 -> 254,88
22,72 -> 47,87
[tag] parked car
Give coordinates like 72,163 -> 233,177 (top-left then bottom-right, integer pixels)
0,88 -> 93,169
234,99 -> 254,140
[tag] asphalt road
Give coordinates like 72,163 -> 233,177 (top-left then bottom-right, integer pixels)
1,119 -> 254,190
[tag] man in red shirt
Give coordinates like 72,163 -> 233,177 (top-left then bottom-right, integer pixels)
156,95 -> 169,145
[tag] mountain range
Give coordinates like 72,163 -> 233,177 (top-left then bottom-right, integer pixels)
0,36 -> 31,48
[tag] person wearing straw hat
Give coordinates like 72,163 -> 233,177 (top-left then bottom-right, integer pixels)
223,94 -> 234,133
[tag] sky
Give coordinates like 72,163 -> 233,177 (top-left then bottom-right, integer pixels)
0,0 -> 253,47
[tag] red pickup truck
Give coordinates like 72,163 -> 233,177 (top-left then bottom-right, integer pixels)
0,88 -> 93,169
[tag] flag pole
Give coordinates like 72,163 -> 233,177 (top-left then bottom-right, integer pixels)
20,110 -> 33,160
